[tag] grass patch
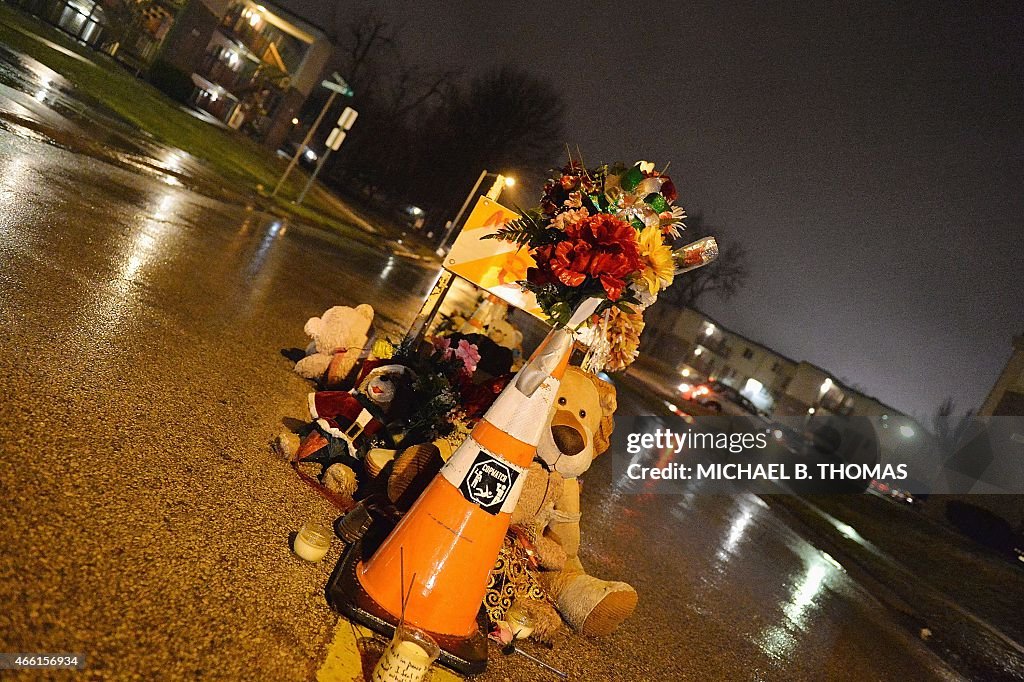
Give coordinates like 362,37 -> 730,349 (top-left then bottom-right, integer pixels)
0,5 -> 386,243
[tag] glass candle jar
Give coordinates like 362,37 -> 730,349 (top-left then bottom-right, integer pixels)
505,601 -> 535,639
293,521 -> 332,562
371,625 -> 440,682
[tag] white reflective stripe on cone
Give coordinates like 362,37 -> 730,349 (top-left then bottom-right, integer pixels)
485,377 -> 562,445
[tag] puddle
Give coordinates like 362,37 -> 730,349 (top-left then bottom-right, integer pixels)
0,42 -> 226,193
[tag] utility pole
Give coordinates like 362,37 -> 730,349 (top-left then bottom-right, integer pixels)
435,169 -> 488,255
436,171 -> 515,255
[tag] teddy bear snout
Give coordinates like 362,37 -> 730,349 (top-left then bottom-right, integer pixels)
551,424 -> 586,456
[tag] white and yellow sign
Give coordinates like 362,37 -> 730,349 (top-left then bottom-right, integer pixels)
444,197 -> 544,320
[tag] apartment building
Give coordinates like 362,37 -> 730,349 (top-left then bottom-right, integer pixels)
643,307 -> 912,422
979,335 -> 1024,416
643,307 -> 797,414
160,0 -> 330,147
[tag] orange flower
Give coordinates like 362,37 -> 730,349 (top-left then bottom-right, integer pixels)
529,213 -> 642,301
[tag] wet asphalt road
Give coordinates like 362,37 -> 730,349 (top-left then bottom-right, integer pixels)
0,42 -> 961,681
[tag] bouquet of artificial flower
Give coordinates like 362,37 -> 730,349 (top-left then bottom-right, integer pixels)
486,160 -> 717,371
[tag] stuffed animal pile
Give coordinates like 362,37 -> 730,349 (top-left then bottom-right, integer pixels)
277,303 -> 637,644
277,304 -> 512,508
293,304 -> 374,389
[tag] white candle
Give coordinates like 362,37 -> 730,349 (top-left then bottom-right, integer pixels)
293,522 -> 331,562
371,640 -> 432,682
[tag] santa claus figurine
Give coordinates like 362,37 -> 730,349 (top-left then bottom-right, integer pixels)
289,361 -> 415,496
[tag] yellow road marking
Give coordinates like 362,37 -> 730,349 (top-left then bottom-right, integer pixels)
317,618 -> 463,682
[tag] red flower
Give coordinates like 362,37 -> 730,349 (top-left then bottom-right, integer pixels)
661,178 -> 678,203
528,213 -> 642,301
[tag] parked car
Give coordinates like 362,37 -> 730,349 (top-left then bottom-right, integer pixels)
681,380 -> 761,417
770,422 -> 808,454
277,141 -> 322,169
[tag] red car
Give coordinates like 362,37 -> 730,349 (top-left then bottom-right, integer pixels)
681,380 -> 762,417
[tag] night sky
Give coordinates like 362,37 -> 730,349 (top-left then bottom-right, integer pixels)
286,0 -> 1022,420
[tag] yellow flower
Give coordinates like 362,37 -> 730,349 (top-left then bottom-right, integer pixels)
636,226 -> 674,294
605,306 -> 645,372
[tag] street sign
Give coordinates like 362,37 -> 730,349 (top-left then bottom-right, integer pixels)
325,128 -> 346,151
322,80 -> 353,96
274,74 -> 352,198
337,107 -> 358,130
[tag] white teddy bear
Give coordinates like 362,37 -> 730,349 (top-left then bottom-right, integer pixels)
294,304 -> 374,388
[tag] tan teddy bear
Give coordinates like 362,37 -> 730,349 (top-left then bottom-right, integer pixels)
492,366 -> 637,638
294,304 -> 374,388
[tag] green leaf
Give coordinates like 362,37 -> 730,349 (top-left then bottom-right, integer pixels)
646,193 -> 668,212
621,166 -> 643,191
483,215 -> 543,245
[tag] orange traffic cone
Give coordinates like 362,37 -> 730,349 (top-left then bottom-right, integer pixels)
355,302 -> 594,640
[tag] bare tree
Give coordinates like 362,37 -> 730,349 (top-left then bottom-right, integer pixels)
439,66 -> 565,168
407,65 -> 566,222
326,11 -> 454,121
933,396 -> 974,447
314,12 -> 455,202
328,11 -> 396,96
315,19 -> 564,227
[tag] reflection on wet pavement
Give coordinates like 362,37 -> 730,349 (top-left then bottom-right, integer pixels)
0,42 -> 235,195
0,124 -> 439,679
535,397 -> 959,681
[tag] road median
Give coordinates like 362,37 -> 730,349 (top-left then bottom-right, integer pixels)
0,5 -> 436,260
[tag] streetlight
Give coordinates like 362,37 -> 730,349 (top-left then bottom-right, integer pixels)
436,169 -> 516,255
